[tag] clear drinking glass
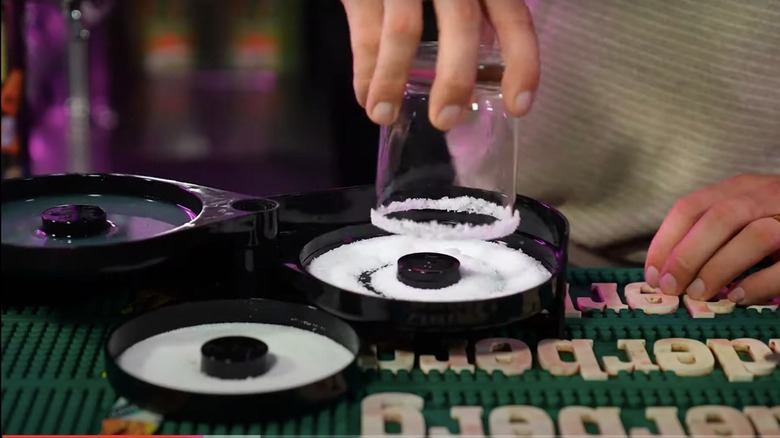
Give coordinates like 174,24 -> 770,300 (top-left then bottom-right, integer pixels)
371,42 -> 518,241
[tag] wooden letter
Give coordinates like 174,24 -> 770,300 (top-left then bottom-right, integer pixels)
577,283 -> 628,312
489,406 -> 555,437
624,282 -> 679,315
686,406 -> 755,437
770,339 -> 780,355
377,348 -> 415,374
684,295 -> 735,318
474,338 -> 532,376
743,406 -> 780,438
420,341 -> 474,374
747,303 -> 779,313
558,407 -> 626,437
361,393 -> 426,437
429,407 -> 485,437
358,345 -> 379,370
707,339 -> 776,382
629,407 -> 687,437
538,339 -> 608,380
564,283 -> 581,318
602,339 -> 661,375
653,338 -> 715,377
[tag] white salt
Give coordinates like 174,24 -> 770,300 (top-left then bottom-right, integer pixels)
306,235 -> 551,302
370,196 -> 520,240
116,322 -> 354,394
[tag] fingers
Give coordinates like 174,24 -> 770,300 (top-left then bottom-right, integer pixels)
645,174 -> 778,287
481,0 -> 540,116
656,188 -> 780,296
344,0 -> 539,126
365,0 -> 424,125
686,217 -> 780,301
644,187 -> 729,286
728,261 -> 780,305
428,0 -> 483,130
341,0 -> 384,108
656,177 -> 780,297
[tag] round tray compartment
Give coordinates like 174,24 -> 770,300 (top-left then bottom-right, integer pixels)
2,173 -> 279,299
104,299 -> 362,421
294,194 -> 569,333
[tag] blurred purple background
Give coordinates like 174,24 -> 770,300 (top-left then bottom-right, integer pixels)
10,0 -> 401,196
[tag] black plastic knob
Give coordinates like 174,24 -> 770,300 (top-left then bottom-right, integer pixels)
200,336 -> 270,380
397,252 -> 461,289
40,204 -> 110,238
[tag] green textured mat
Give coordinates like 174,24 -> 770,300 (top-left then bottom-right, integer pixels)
2,268 -> 779,435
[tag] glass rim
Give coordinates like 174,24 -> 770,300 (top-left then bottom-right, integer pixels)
415,41 -> 503,63
411,41 -> 505,86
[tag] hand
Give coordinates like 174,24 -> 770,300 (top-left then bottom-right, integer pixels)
645,174 -> 780,305
340,0 -> 540,130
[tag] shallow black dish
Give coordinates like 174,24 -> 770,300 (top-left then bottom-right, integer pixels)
1,173 -> 279,297
104,299 -> 362,421
280,187 -> 569,335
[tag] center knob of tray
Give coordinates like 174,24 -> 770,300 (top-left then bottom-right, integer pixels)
200,336 -> 270,379
396,252 -> 461,289
40,204 -> 111,238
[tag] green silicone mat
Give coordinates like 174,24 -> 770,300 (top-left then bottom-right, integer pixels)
2,268 -> 778,435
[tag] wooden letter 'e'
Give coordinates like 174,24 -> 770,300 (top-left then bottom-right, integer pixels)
474,338 -> 532,376
624,282 -> 679,315
653,338 -> 715,377
538,339 -> 608,380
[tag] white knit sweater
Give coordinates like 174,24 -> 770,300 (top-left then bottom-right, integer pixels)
514,0 -> 780,266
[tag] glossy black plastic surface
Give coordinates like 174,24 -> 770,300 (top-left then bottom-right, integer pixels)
104,299 -> 362,421
1,173 -> 279,282
200,336 -> 270,379
397,252 -> 461,289
40,204 -> 111,238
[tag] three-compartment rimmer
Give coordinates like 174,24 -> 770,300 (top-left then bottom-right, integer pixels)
0,40 -> 567,424
1,172 -> 568,421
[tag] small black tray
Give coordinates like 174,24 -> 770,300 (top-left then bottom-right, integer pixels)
104,299 -> 362,422
281,188 -> 569,335
1,173 -> 279,300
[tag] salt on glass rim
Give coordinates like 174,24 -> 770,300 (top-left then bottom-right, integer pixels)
370,196 -> 520,240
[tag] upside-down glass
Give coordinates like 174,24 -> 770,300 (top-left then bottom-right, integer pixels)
371,42 -> 519,241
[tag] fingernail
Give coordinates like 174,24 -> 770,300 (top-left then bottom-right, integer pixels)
437,105 -> 463,129
514,91 -> 535,115
660,273 -> 677,295
645,266 -> 659,287
686,278 -> 705,299
371,102 -> 395,125
727,287 -> 745,303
